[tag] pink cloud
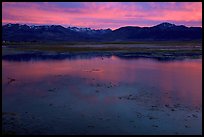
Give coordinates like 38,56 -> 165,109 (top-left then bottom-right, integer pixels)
144,2 -> 202,22
2,2 -> 202,29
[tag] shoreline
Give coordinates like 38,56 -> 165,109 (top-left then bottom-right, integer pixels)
2,40 -> 202,46
2,42 -> 202,61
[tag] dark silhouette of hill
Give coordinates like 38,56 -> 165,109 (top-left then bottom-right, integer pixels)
2,22 -> 202,42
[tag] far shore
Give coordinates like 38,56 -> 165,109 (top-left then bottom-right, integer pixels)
2,40 -> 202,61
2,40 -> 202,46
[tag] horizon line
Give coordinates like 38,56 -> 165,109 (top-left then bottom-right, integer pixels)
2,22 -> 202,31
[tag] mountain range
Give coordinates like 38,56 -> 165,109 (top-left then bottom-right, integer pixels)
2,22 -> 202,42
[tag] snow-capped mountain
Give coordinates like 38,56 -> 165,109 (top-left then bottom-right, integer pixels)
2,22 -> 202,42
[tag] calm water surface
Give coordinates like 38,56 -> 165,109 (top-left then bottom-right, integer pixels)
2,55 -> 202,135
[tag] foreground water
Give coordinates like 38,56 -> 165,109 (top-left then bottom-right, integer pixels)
2,55 -> 202,135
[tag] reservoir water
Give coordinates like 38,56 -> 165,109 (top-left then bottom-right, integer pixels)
2,54 -> 202,135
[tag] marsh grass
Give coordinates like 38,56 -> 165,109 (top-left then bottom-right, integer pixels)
2,41 -> 202,58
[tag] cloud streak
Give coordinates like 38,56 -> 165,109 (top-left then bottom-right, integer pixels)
2,2 -> 202,29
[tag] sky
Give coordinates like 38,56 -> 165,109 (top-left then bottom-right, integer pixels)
2,2 -> 202,30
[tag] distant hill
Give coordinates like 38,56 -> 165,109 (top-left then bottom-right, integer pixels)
2,22 -> 202,42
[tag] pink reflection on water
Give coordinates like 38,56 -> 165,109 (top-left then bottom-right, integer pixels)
156,60 -> 202,106
2,57 -> 202,107
2,57 -> 140,84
